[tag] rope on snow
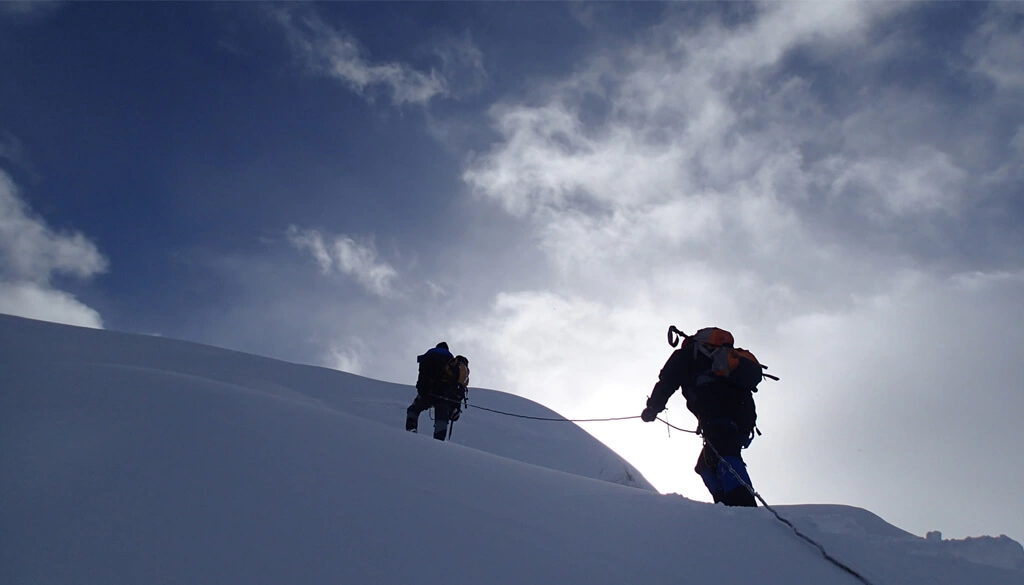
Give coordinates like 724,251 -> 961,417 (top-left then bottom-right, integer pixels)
701,439 -> 876,585
427,400 -> 875,585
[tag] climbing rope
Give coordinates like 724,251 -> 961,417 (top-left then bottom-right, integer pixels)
456,403 -> 874,584
656,416 -> 699,434
468,403 -> 641,423
423,396 -> 873,584
424,393 -> 644,423
701,439 -> 876,585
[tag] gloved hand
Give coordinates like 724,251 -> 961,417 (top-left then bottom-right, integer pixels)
743,426 -> 759,448
450,407 -> 461,422
640,407 -> 659,422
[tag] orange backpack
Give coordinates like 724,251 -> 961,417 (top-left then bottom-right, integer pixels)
667,326 -> 777,390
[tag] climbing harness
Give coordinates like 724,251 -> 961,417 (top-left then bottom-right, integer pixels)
426,393 -> 469,440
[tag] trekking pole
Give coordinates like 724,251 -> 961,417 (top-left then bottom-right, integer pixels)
447,419 -> 455,440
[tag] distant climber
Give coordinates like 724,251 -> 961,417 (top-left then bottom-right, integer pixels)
640,326 -> 768,507
406,342 -> 470,441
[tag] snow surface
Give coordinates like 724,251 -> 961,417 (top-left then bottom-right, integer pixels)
2,313 -> 1022,585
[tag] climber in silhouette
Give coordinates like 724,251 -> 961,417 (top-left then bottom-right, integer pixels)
406,342 -> 469,441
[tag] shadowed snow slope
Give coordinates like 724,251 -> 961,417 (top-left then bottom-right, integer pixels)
2,313 -> 1022,585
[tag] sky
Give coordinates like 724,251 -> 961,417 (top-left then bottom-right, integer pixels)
3,312 -> 1022,585
1,1 -> 1023,544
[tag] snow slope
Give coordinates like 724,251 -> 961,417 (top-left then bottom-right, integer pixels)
2,313 -> 1022,585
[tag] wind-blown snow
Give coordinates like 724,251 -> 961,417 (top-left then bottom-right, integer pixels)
2,313 -> 1021,585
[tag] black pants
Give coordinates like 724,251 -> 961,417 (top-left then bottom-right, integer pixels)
406,393 -> 456,440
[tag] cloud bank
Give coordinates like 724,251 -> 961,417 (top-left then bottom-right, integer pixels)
460,1 -> 1021,338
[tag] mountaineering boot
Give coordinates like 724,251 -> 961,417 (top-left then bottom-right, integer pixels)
406,416 -> 418,433
720,486 -> 756,507
432,409 -> 449,441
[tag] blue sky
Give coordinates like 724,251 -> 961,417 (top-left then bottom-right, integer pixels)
2,2 -> 1023,543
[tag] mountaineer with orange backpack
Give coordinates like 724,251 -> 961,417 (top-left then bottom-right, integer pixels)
640,326 -> 776,507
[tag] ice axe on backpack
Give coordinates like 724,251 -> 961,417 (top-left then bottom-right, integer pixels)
667,325 -> 689,348
666,325 -> 780,382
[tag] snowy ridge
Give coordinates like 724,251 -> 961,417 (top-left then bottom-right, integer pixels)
915,535 -> 1024,572
2,313 -> 1022,585
779,505 -> 1024,573
0,313 -> 652,491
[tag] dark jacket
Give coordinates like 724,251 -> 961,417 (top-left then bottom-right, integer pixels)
416,346 -> 455,397
647,344 -> 756,433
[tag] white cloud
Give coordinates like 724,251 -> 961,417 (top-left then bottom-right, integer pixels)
285,225 -> 333,274
322,340 -> 365,375
286,226 -> 398,298
825,147 -> 967,217
432,32 -> 487,99
461,1 -> 983,286
270,6 -> 483,106
0,169 -> 106,328
0,281 -> 102,328
679,1 -> 895,74
759,269 -> 1024,531
0,175 -> 108,282
456,290 -> 668,397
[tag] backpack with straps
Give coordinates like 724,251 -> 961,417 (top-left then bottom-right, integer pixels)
443,356 -> 470,415
443,355 -> 470,401
667,326 -> 776,391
